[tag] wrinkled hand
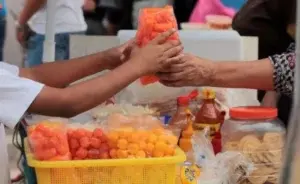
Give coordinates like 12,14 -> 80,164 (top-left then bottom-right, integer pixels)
129,29 -> 184,75
103,39 -> 134,69
158,54 -> 215,87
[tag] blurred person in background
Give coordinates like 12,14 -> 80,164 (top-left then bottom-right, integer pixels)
232,0 -> 296,125
17,0 -> 87,67
83,0 -> 106,35
99,0 -> 129,35
0,0 -> 6,61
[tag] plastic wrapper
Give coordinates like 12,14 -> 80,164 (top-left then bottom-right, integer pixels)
104,113 -> 178,159
91,103 -> 158,121
135,5 -> 179,85
27,120 -> 71,161
191,128 -> 254,184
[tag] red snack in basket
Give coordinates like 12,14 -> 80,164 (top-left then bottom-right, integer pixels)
99,143 -> 110,152
93,128 -> 104,138
69,138 -> 80,149
90,137 -> 101,149
74,128 -> 87,138
79,137 -> 91,148
136,6 -> 180,85
88,149 -> 101,159
28,122 -> 71,161
76,147 -> 88,159
99,151 -> 110,159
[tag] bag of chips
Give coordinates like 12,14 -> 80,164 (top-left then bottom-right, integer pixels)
136,6 -> 179,85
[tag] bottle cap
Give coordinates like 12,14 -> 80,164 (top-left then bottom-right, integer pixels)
177,96 -> 190,106
202,89 -> 216,99
230,106 -> 278,120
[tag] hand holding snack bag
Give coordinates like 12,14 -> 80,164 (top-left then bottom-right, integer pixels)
136,6 -> 180,85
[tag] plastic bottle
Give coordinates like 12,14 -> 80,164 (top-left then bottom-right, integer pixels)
194,89 -> 224,137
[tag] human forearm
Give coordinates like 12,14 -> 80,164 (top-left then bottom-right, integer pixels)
19,0 -> 46,25
28,61 -> 142,117
211,58 -> 274,90
20,51 -> 111,88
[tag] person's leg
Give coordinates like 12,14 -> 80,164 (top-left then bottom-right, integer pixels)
0,15 -> 6,61
26,33 -> 44,67
55,32 -> 85,61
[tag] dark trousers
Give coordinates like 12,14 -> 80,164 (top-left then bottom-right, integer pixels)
0,15 -> 6,61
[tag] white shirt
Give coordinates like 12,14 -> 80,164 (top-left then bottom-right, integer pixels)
26,0 -> 87,34
0,62 -> 44,184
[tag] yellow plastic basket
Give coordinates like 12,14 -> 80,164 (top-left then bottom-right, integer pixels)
25,139 -> 186,184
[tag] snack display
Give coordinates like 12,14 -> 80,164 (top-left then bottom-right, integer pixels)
28,121 -> 71,161
221,107 -> 286,184
67,127 -> 109,160
135,6 -> 179,85
105,114 -> 178,158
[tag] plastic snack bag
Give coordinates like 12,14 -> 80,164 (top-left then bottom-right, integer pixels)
104,114 -> 178,159
136,5 -> 179,85
27,120 -> 71,161
191,128 -> 254,184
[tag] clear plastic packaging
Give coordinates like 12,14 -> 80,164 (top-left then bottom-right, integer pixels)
135,5 -> 179,85
27,120 -> 71,161
221,107 -> 285,184
191,128 -> 254,184
104,114 -> 178,159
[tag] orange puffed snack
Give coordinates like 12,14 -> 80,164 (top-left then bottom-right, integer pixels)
136,6 -> 179,85
28,121 -> 71,161
67,128 -> 110,160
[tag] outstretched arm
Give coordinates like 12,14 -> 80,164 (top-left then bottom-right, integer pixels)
20,42 -> 131,88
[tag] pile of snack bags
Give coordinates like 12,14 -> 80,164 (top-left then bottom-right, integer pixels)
28,114 -> 178,161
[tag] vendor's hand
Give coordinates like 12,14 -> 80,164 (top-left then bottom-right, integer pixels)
157,54 -> 215,87
129,29 -> 184,75
103,39 -> 135,70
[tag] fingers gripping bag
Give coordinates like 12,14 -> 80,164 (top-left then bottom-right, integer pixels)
27,120 -> 71,161
136,5 -> 180,85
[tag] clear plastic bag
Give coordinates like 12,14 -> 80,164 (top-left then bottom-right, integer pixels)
135,5 -> 179,85
104,113 -> 178,159
191,128 -> 254,184
27,120 -> 71,161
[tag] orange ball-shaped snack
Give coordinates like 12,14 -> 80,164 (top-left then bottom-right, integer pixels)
153,150 -> 164,158
128,143 -> 139,155
90,137 -> 101,149
93,128 -> 103,138
154,141 -> 168,153
76,148 -> 88,159
109,149 -> 118,159
117,139 -> 128,150
107,132 -> 119,142
99,143 -> 110,152
147,134 -> 158,143
73,128 -> 87,138
136,150 -> 146,158
88,149 -> 100,159
145,143 -> 155,154
99,151 -> 110,159
116,149 -> 128,159
69,138 -> 80,149
164,146 -> 175,156
79,137 -> 91,148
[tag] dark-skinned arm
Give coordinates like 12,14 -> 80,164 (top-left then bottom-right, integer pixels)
20,51 -> 112,88
28,61 -> 142,117
18,0 -> 46,26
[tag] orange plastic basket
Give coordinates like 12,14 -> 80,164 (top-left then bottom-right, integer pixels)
25,139 -> 186,184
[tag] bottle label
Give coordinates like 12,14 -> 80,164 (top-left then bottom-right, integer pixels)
193,123 -> 220,135
180,164 -> 201,184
